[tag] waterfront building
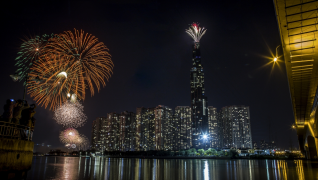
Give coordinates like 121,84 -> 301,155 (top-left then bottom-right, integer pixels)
220,106 -> 252,148
154,105 -> 173,150
136,105 -> 173,151
105,113 -> 120,151
253,141 -> 258,149
119,111 -> 136,151
208,106 -> 218,148
260,140 -> 268,149
136,107 -> 155,151
172,106 -> 192,150
91,117 -> 107,152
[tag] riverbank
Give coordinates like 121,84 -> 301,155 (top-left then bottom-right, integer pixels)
41,154 -> 306,160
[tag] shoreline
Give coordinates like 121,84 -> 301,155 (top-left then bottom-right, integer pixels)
40,155 -> 307,160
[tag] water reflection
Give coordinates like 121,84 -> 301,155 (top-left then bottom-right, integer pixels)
27,157 -> 318,180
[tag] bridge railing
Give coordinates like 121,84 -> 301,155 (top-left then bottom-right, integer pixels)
0,121 -> 32,141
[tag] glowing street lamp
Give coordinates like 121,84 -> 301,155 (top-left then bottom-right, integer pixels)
203,135 -> 207,139
273,45 -> 280,62
273,57 -> 277,62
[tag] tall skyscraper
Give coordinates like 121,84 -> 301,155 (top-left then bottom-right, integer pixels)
186,23 -> 208,148
220,106 -> 252,148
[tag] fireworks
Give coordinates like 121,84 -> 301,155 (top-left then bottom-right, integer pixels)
59,128 -> 79,144
53,100 -> 87,128
63,133 -> 88,150
185,23 -> 207,42
46,29 -> 114,98
74,134 -> 89,150
27,53 -> 85,109
15,34 -> 54,83
26,29 -> 113,109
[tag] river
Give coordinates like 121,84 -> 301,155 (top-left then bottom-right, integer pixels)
26,157 -> 318,180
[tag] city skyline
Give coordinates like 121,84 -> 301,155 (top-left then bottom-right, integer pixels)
91,104 -> 252,151
0,0 -> 297,150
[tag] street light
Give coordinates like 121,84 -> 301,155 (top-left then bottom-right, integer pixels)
273,45 -> 280,62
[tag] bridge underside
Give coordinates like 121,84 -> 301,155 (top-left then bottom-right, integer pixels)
274,0 -> 318,158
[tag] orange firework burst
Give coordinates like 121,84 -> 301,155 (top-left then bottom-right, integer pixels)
28,53 -> 84,109
46,29 -> 113,96
27,29 -> 113,109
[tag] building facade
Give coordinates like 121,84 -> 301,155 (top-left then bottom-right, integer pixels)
119,111 -> 136,151
208,106 -> 218,148
105,113 -> 120,151
220,106 -> 252,149
91,117 -> 107,152
172,106 -> 192,150
190,41 -> 208,149
136,105 -> 173,151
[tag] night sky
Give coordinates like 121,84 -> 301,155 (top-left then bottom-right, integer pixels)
0,0 -> 297,149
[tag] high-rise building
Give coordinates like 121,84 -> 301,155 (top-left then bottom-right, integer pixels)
136,105 -> 173,151
260,140 -> 268,149
154,105 -> 173,150
220,106 -> 252,148
136,107 -> 155,151
91,117 -> 107,152
105,113 -> 120,151
253,141 -> 258,149
187,23 -> 208,149
172,106 -> 192,150
119,111 -> 136,151
208,106 -> 218,148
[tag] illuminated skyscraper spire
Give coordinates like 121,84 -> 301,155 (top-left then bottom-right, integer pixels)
186,23 -> 208,149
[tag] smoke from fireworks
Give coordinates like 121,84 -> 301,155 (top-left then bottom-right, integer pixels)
185,23 -> 207,43
53,100 -> 87,128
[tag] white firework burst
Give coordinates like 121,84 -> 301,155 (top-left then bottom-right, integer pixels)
185,23 -> 207,42
54,100 -> 87,128
59,128 -> 79,144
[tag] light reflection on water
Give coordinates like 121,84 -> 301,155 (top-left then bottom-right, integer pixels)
27,157 -> 318,180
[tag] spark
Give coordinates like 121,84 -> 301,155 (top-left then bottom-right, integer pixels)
57,71 -> 67,78
185,23 -> 207,42
53,100 -> 87,128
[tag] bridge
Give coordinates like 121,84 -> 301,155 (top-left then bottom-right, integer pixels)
274,0 -> 318,158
